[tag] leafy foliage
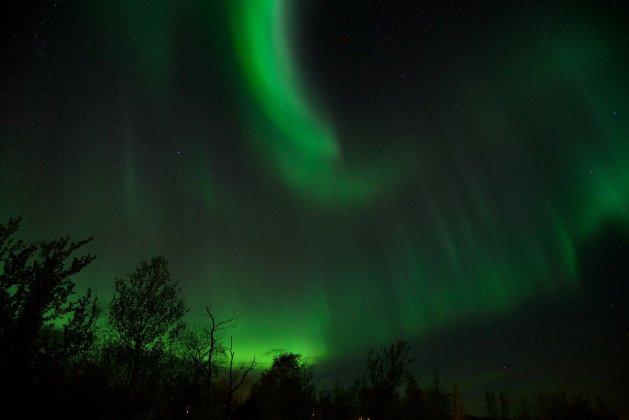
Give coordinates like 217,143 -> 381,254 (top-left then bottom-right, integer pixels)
63,287 -> 99,381
0,218 -> 96,417
0,218 -> 95,357
108,256 -> 187,352
257,352 -> 315,420
107,255 -> 188,403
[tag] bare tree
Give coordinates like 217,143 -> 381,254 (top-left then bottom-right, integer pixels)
364,340 -> 415,419
451,383 -> 464,420
366,340 -> 415,392
181,307 -> 238,417
401,373 -> 428,419
499,391 -> 510,420
485,391 -> 498,420
224,336 -> 256,420
204,307 -> 237,414
514,397 -> 532,420
199,306 -> 238,416
427,371 -> 451,420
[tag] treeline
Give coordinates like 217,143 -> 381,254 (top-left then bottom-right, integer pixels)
0,219 -> 620,419
480,390 -> 620,420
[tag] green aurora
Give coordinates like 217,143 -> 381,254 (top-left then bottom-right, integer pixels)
1,0 -> 628,377
229,0 -> 406,207
212,0 -> 628,363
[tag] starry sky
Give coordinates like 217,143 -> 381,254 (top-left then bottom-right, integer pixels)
2,0 -> 628,414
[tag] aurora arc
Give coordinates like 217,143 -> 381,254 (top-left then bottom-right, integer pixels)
229,0 -> 404,207
218,3 -> 629,363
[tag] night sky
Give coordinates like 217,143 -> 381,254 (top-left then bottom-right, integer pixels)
2,0 -> 628,415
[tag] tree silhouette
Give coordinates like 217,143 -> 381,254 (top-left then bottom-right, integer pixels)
257,352 -> 314,420
1,218 -> 624,419
426,371 -> 450,420
318,383 -> 355,420
0,217 -> 95,416
224,336 -> 256,420
362,340 -> 415,419
63,287 -> 100,385
515,397 -> 532,420
180,307 -> 239,417
451,383 -> 464,420
485,391 -> 499,420
202,307 -> 236,416
530,391 -> 619,420
107,256 -> 188,396
1,218 -> 95,358
499,391 -> 510,420
400,374 -> 428,419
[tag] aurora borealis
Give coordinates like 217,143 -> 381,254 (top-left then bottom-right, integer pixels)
2,0 -> 628,414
